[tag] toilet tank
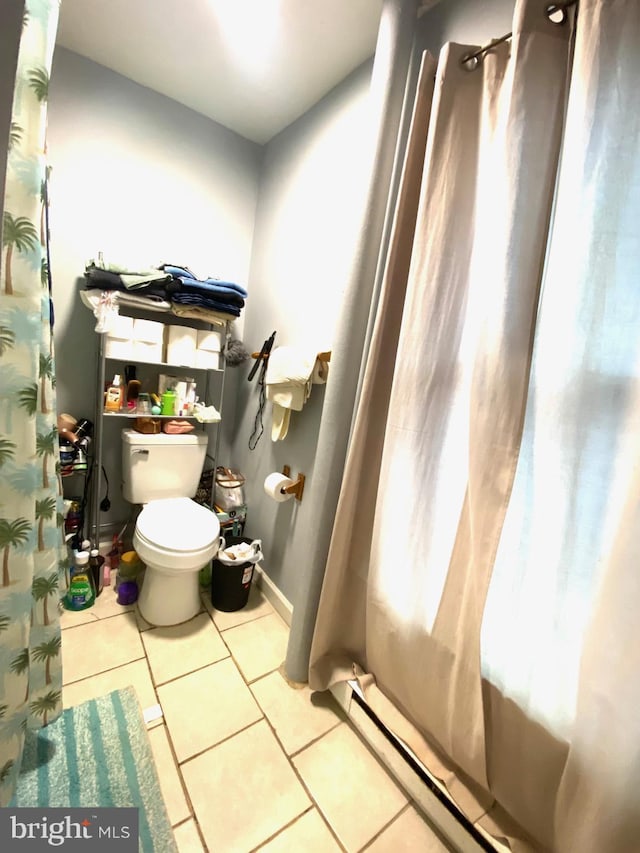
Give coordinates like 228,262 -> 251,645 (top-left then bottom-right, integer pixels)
122,430 -> 208,503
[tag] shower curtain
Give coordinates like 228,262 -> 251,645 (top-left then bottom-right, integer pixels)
310,0 -> 640,850
0,0 -> 64,807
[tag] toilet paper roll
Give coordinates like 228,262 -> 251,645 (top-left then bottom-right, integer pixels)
264,472 -> 294,502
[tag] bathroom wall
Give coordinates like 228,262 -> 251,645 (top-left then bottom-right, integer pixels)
418,0 -> 515,53
228,61 -> 375,604
47,47 -> 262,530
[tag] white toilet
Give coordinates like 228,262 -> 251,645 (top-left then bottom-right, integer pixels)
121,429 -> 223,626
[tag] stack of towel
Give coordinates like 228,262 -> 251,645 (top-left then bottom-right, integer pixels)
82,257 -> 248,327
265,346 -> 329,440
161,265 -> 248,319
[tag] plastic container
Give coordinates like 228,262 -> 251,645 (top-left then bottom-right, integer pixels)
105,374 -> 124,412
160,389 -> 177,416
89,548 -> 105,597
210,536 -> 255,612
64,551 -> 95,610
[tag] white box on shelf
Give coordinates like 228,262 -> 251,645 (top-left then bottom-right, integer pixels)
105,315 -> 134,359
165,325 -> 197,366
133,318 -> 164,363
195,329 -> 222,369
195,349 -> 221,370
197,330 -> 222,352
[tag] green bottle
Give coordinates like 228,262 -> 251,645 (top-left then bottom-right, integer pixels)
64,551 -> 95,611
160,389 -> 177,416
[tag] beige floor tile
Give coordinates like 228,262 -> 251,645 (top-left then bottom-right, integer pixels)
202,583 -> 275,631
91,585 -> 136,619
142,612 -> 228,686
62,614 -> 144,685
223,613 -> 288,682
259,808 -> 341,852
63,658 -> 158,716
134,605 -> 154,632
158,658 -> 262,762
366,805 -> 451,852
147,725 -> 191,827
173,819 -> 205,852
59,607 -> 98,630
182,720 -> 310,852
293,723 -> 407,852
251,670 -> 342,755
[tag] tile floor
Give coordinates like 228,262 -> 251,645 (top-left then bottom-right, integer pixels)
60,581 -> 451,852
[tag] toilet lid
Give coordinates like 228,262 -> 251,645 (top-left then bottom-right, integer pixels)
136,498 -> 219,552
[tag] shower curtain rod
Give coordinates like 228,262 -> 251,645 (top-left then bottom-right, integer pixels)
461,0 -> 578,67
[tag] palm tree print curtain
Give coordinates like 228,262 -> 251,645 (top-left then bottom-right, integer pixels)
0,0 -> 63,805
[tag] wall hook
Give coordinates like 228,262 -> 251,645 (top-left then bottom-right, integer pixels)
282,465 -> 305,501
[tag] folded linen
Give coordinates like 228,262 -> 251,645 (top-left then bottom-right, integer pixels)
171,293 -> 242,317
171,304 -> 234,326
80,289 -> 172,333
85,265 -> 171,295
160,264 -> 248,298
87,258 -> 171,290
177,278 -> 246,304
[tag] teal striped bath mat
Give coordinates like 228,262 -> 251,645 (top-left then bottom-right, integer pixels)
12,686 -> 177,852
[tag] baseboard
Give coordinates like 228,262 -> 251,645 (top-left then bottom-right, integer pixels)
330,681 -> 498,853
252,564 -> 293,627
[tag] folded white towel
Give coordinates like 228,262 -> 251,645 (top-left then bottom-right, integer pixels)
264,346 -> 329,441
265,346 -> 317,387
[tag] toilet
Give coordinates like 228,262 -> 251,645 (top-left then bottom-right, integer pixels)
121,429 -> 223,626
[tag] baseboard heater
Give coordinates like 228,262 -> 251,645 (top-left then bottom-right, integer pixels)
341,683 -> 497,853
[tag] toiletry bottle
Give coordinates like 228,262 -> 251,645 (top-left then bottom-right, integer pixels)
124,365 -> 141,412
160,388 -> 177,416
64,550 -> 95,611
105,375 -> 124,412
89,548 -> 105,597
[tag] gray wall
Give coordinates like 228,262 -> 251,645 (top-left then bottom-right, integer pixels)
0,0 -> 24,245
48,48 -> 262,530
418,0 -> 515,52
229,62 -> 375,604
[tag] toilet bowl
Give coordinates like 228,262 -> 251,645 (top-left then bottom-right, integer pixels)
134,497 -> 223,626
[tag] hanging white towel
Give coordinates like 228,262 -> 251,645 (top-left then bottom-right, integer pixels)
265,347 -> 328,441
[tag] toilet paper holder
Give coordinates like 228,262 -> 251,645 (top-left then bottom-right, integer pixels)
281,465 -> 305,501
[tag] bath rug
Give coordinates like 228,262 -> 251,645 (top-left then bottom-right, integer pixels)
11,686 -> 176,852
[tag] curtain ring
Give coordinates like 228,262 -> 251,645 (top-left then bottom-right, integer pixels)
546,4 -> 568,24
461,54 -> 480,72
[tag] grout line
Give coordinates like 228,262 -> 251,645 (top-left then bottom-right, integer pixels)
62,655 -> 147,689
149,723 -> 196,831
151,653 -> 231,689
176,717 -> 265,769
287,718 -> 344,760
252,693 -> 348,853
357,802 -> 411,851
140,638 -> 209,851
249,805 -> 316,852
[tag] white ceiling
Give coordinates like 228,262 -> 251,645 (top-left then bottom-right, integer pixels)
56,0 -> 386,145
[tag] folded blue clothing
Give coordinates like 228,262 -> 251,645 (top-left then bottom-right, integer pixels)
161,264 -> 248,298
171,292 -> 242,317
178,278 -> 245,305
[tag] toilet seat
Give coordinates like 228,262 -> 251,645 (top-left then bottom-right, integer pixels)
137,497 -> 217,552
133,497 -> 221,575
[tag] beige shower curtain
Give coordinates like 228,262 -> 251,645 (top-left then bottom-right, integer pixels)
310,0 -> 640,849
